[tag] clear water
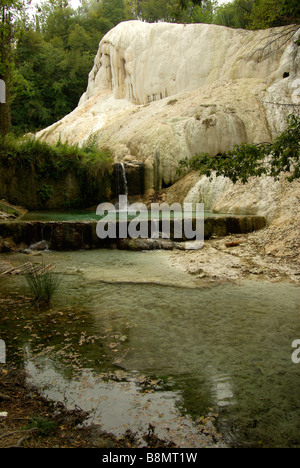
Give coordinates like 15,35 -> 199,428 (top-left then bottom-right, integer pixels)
0,249 -> 299,447
20,210 -> 232,222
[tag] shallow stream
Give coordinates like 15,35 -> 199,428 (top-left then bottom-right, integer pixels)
0,249 -> 299,447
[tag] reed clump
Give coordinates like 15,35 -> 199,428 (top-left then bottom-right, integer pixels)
22,263 -> 63,306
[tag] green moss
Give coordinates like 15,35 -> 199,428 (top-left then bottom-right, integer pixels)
0,202 -> 20,217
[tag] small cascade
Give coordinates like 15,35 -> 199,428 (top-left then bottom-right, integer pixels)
115,162 -> 128,196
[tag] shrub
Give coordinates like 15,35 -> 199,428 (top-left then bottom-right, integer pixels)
23,263 -> 63,306
0,134 -> 113,180
37,184 -> 53,202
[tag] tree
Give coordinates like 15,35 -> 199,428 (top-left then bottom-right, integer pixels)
213,0 -> 254,29
10,0 -> 127,133
125,0 -> 215,23
192,0 -> 217,24
249,0 -> 300,29
124,0 -> 176,22
0,0 -> 25,137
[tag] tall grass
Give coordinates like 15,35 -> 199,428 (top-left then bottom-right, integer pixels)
0,133 -> 113,178
0,133 -> 113,207
23,264 -> 63,306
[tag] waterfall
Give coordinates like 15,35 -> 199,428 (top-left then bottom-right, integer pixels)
116,162 -> 128,196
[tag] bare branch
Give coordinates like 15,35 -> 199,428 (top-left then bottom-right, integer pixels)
249,25 -> 300,61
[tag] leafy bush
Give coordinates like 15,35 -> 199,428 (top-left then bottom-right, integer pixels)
178,114 -> 300,184
37,184 -> 53,202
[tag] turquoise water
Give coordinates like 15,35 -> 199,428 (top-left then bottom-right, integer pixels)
20,209 -> 231,222
0,249 -> 299,447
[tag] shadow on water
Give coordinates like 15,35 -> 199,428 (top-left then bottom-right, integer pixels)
0,249 -> 300,447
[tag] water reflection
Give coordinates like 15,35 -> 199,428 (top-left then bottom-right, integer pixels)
24,347 -> 223,448
210,373 -> 235,408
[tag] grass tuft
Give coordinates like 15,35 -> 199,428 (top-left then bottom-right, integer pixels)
23,263 -> 63,306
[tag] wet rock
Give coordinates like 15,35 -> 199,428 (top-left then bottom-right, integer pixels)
117,238 -> 177,251
29,240 -> 49,251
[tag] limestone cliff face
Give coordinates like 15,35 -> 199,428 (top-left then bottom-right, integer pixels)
37,21 -> 300,193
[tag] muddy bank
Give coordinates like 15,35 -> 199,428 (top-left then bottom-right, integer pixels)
0,366 -> 179,448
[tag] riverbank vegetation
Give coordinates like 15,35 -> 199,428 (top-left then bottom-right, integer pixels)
0,134 -> 113,208
22,263 -> 64,306
0,133 -> 112,175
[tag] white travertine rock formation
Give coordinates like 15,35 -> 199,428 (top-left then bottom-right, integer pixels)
36,21 -> 300,195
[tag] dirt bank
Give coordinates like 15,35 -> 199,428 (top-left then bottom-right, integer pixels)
171,227 -> 300,286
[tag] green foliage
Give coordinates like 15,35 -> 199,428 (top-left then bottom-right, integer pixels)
0,1 -> 28,136
249,0 -> 300,29
213,0 -> 300,29
10,0 -> 127,133
0,134 -> 113,207
124,0 -> 215,23
178,114 -> 300,184
0,134 -> 112,173
25,415 -> 57,436
37,184 -> 53,202
213,0 -> 253,29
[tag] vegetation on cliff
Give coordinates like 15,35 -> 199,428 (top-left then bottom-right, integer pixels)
178,114 -> 300,183
0,134 -> 113,208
